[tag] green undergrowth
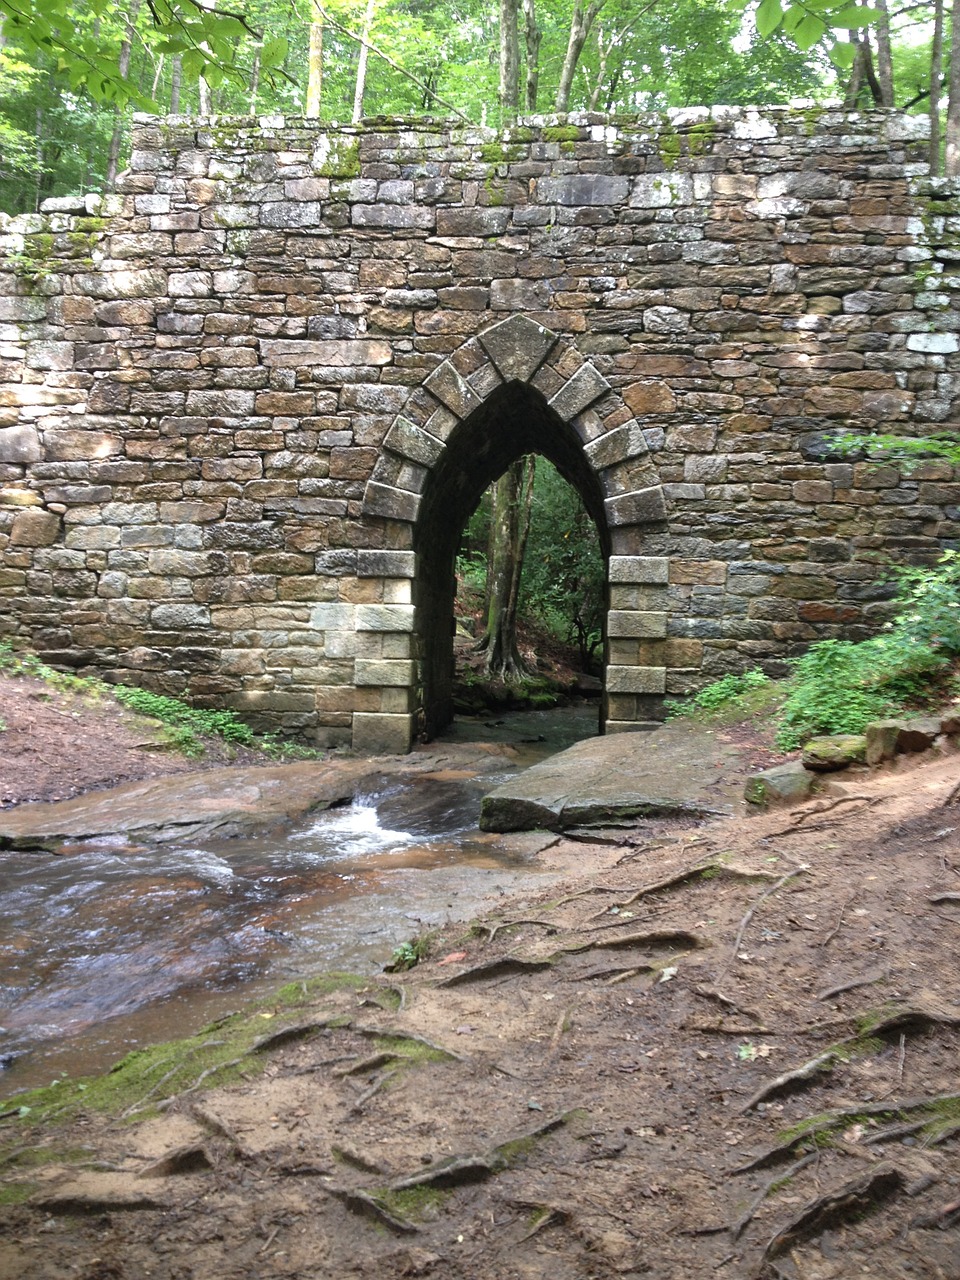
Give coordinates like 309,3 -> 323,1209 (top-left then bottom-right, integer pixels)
666,668 -> 779,724
1,971 -> 367,1130
0,639 -> 322,761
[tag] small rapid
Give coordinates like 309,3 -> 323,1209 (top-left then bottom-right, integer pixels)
0,704 -> 598,1097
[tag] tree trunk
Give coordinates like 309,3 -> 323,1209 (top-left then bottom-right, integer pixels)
306,2 -> 323,117
522,0 -> 540,112
930,0 -> 944,174
198,75 -> 211,114
351,0 -> 376,123
477,458 -> 535,679
105,0 -> 141,192
249,50 -> 260,114
874,0 -> 894,106
555,0 -> 605,112
945,0 -> 960,174
170,55 -> 182,112
499,0 -> 520,119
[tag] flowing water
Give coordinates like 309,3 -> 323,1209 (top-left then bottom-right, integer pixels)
0,704 -> 598,1099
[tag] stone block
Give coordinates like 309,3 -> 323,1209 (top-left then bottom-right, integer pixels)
424,361 -> 482,419
605,665 -> 666,694
362,481 -> 421,523
549,363 -> 610,420
0,425 -> 41,463
538,174 -> 629,206
355,659 -> 416,686
260,339 -> 392,367
384,416 -> 445,468
356,604 -> 416,632
352,204 -> 435,230
604,486 -> 668,527
9,509 -> 60,547
310,602 -> 357,631
584,421 -> 647,471
478,314 -> 558,382
436,207 -> 511,236
802,735 -> 867,771
357,550 -> 416,579
352,712 -> 415,754
609,556 -> 669,584
608,611 -> 668,639
670,560 -> 728,586
150,603 -> 210,628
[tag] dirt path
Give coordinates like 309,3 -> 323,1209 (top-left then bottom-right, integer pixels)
2,751 -> 959,1279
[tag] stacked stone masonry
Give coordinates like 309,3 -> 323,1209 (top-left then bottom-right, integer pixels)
1,105 -> 958,752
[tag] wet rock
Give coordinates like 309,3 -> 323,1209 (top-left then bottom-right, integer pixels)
802,735 -> 867,772
480,723 -> 746,832
744,762 -> 816,808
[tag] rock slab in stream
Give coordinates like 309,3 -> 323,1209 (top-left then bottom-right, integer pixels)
478,723 -> 747,832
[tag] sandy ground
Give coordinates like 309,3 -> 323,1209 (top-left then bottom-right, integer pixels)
1,742 -> 959,1279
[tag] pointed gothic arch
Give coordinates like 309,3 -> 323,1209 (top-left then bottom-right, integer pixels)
354,315 -> 670,754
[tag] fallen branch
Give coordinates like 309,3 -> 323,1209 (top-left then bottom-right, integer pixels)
345,1070 -> 395,1118
763,1165 -> 904,1260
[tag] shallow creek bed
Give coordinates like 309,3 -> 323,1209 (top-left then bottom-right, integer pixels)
1,752 -> 959,1280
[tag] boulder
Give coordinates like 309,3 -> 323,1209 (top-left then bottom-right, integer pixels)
865,720 -> 901,766
802,734 -> 867,772
744,762 -> 816,809
896,717 -> 942,753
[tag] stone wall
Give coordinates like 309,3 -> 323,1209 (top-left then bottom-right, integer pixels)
1,106 -> 958,752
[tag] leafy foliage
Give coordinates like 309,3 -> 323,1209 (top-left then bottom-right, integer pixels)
775,553 -> 960,749
669,668 -> 771,717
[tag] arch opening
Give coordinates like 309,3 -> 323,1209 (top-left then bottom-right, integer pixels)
413,381 -> 610,741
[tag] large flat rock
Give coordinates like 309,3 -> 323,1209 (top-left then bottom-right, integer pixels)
479,723 -> 747,832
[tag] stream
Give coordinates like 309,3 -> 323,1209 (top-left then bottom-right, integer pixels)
0,705 -> 599,1099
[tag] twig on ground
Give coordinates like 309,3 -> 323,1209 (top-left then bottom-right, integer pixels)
345,1070 -> 395,1117
821,892 -> 858,947
719,864 -> 807,981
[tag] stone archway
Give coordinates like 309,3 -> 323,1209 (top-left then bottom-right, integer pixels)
357,315 -> 670,753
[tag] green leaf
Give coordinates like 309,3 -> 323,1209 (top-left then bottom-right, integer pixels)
794,13 -> 826,48
260,36 -> 289,70
755,0 -> 784,38
828,6 -> 877,26
781,4 -> 805,32
829,39 -> 857,67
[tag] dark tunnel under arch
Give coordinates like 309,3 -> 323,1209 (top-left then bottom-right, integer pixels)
413,380 -> 610,740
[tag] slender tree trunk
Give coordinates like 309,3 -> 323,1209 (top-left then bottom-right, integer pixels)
874,0 -> 894,106
198,75 -> 211,114
477,458 -> 535,679
499,0 -> 520,119
105,0 -> 141,191
170,55 -> 182,112
555,0 -> 605,111
351,0 -> 376,123
930,0 -> 944,174
151,52 -> 165,100
248,50 -> 260,114
306,0 -> 324,116
946,0 -> 960,174
522,0 -> 540,112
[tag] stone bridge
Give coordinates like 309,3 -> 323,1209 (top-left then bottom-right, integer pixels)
1,106 -> 958,752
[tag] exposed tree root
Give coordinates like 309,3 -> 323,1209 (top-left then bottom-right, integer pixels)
252,1019 -> 333,1053
438,957 -> 554,987
729,1151 -> 818,1239
344,1071 -> 395,1118
327,1185 -> 418,1234
740,1049 -> 843,1113
763,1164 -> 904,1261
473,918 -> 560,944
816,968 -> 888,1002
720,865 -> 807,981
563,929 -> 703,955
587,861 -> 719,918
